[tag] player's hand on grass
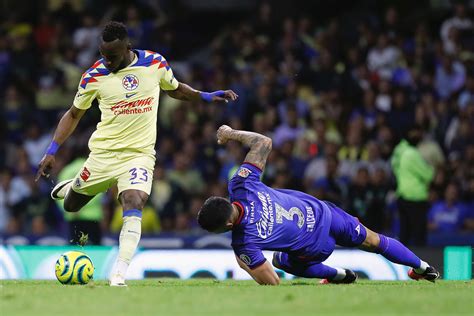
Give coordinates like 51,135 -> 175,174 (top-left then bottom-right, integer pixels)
217,125 -> 233,145
36,154 -> 55,181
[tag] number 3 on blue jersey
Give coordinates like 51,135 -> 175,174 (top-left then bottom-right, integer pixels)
275,203 -> 305,228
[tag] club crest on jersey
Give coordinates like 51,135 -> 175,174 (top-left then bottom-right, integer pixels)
122,74 -> 139,91
80,167 -> 91,181
238,167 -> 252,178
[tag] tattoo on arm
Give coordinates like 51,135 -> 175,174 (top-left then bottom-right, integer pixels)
229,130 -> 272,170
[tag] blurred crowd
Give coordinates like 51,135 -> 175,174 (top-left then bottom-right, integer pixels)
1,1 -> 474,245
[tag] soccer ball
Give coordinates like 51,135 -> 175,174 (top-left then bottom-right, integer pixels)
55,251 -> 94,285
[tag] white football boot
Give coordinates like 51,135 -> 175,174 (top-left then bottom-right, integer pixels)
51,179 -> 73,200
109,274 -> 128,287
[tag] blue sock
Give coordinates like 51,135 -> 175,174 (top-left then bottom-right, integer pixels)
123,209 -> 142,218
377,234 -> 421,268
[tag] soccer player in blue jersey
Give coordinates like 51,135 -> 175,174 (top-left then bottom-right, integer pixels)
197,125 -> 440,285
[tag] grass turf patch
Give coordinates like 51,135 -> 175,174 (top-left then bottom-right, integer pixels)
1,279 -> 473,316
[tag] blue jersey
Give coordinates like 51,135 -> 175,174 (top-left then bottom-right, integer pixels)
229,163 -> 333,269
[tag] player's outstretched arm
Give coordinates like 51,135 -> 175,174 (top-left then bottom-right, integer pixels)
167,83 -> 238,103
217,125 -> 272,170
236,256 -> 280,285
35,106 -> 86,181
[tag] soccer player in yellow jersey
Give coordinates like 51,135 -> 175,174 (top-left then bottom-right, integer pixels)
36,21 -> 238,286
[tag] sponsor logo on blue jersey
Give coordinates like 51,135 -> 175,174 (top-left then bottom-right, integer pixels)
256,192 -> 274,239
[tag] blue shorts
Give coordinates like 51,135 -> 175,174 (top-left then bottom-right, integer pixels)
281,201 -> 367,265
326,201 -> 367,247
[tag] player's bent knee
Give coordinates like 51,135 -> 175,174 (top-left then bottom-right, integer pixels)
63,199 -> 81,213
63,190 -> 94,213
120,190 -> 148,210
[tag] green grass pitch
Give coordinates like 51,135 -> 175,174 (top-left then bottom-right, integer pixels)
1,279 -> 473,315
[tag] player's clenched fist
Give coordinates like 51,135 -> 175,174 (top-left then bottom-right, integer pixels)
36,154 -> 55,181
217,125 -> 233,145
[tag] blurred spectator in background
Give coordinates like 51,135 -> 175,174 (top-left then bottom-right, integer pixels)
386,88 -> 414,139
167,152 -> 205,196
358,141 -> 391,177
273,106 -> 304,148
434,54 -> 466,100
0,34 -> 11,89
3,145 -> 53,235
150,163 -> 189,231
304,141 -> 339,189
367,33 -> 401,80
0,169 -> 13,233
391,125 -> 435,246
458,74 -> 474,110
347,167 -> 372,221
312,155 -> 348,207
3,85 -> 29,143
23,123 -> 51,167
370,167 -> 390,232
347,166 -> 388,232
428,182 -> 470,233
73,14 -> 100,68
440,1 -> 473,55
